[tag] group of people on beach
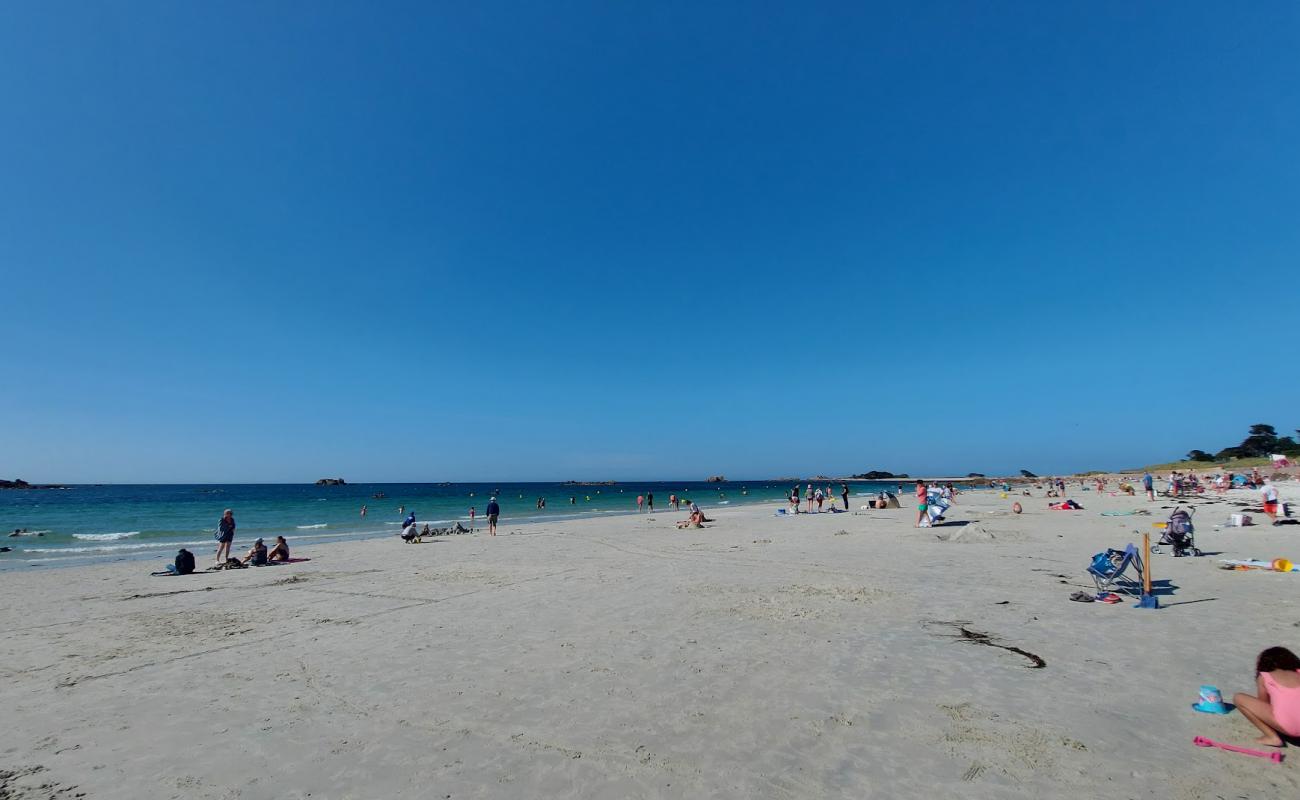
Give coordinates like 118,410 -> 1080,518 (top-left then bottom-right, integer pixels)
215,510 -> 290,566
163,509 -> 291,574
786,483 -> 851,514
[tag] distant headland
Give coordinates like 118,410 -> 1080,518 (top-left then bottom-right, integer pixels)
1,478 -> 67,490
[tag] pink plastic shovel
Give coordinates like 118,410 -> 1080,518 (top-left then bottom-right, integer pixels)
1193,736 -> 1284,763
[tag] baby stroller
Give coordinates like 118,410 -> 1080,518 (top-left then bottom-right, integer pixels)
1151,506 -> 1200,557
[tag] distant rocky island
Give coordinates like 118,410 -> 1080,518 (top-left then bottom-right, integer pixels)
315,478 -> 347,486
562,480 -> 617,486
705,475 -> 726,483
848,471 -> 908,480
1,478 -> 68,490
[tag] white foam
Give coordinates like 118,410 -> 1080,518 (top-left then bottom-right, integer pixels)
23,541 -> 189,554
296,523 -> 328,529
72,531 -> 141,541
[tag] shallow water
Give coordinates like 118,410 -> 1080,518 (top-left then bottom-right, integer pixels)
0,480 -> 901,569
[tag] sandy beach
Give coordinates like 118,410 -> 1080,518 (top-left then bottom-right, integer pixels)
3,482 -> 1300,799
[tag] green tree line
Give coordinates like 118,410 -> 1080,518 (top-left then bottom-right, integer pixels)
1185,424 -> 1300,462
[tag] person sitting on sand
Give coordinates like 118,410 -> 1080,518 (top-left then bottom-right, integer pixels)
688,500 -> 712,522
241,538 -> 268,566
676,503 -> 710,528
674,500 -> 712,527
1233,646 -> 1300,747
268,536 -> 290,562
170,548 -> 195,575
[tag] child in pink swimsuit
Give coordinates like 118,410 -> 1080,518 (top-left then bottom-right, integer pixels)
1233,646 -> 1300,746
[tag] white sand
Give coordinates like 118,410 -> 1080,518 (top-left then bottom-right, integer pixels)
3,483 -> 1300,799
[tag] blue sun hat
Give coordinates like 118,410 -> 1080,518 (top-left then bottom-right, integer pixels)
1192,685 -> 1229,715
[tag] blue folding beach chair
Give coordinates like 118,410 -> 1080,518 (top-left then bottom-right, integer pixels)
1087,544 -> 1145,598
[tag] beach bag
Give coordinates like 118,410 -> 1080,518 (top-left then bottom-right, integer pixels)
1092,550 -> 1123,574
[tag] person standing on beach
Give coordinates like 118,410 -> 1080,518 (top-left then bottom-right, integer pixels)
915,481 -> 929,527
1142,472 -> 1154,502
646,492 -> 653,512
215,509 -> 236,566
486,497 -> 500,536
469,506 -> 476,530
805,484 -> 814,513
840,483 -> 850,511
814,487 -> 824,512
637,494 -> 645,513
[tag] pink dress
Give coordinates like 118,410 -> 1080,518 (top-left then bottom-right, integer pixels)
1262,670 -> 1300,736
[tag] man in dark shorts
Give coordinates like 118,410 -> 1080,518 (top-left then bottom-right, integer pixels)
646,492 -> 654,512
486,497 -> 501,536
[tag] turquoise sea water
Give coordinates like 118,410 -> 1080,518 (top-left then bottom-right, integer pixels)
1,481 -> 904,570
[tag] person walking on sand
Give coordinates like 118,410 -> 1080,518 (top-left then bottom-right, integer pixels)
1262,479 -> 1281,525
215,509 -> 236,566
1142,471 -> 1154,502
646,492 -> 653,512
486,497 -> 500,536
915,481 -> 929,527
637,494 -> 645,513
814,487 -> 824,512
841,483 -> 850,512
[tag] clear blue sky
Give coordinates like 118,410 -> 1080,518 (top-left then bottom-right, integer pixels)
2,2 -> 1297,483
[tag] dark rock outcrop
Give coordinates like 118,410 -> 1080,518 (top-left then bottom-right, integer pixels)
1,478 -> 67,490
315,478 -> 347,486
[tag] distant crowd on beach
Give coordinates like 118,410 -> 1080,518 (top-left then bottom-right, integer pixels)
158,466 -> 1289,576
783,482 -> 854,515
